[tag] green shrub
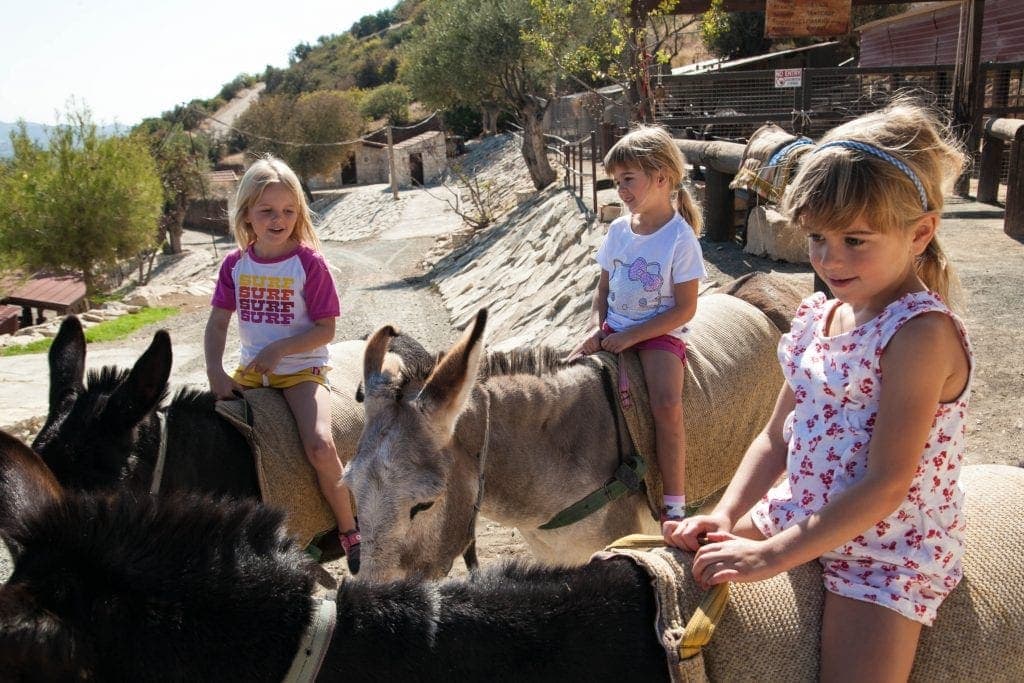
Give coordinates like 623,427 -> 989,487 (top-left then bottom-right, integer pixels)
359,83 -> 413,124
1,307 -> 178,356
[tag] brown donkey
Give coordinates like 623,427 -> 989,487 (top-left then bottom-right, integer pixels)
346,273 -> 805,581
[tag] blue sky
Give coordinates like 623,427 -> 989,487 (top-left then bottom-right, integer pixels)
1,0 -> 397,126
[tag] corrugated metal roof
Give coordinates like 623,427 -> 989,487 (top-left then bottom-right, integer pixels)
859,0 -> 1024,67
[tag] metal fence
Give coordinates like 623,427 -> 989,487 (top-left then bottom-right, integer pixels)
545,62 -> 1024,186
652,64 -> 962,139
650,62 -> 1024,185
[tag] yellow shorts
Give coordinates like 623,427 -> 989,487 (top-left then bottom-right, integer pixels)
232,366 -> 331,389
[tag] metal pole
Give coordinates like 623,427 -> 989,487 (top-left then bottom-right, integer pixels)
590,132 -> 598,214
387,125 -> 399,200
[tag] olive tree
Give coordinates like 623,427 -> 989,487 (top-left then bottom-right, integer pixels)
133,119 -> 211,254
0,110 -> 163,294
401,0 -> 558,190
529,0 -> 699,122
235,90 -> 362,196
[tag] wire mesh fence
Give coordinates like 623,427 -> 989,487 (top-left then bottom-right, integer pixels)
545,62 -> 1024,188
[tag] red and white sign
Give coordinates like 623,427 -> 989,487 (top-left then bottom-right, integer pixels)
774,68 -> 803,88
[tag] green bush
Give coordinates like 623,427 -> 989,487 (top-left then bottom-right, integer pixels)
1,307 -> 178,356
359,83 -> 413,124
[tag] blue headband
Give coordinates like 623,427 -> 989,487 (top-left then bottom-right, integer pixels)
814,140 -> 929,211
767,137 -> 813,168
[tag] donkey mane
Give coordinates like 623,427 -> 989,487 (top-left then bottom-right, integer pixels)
482,346 -> 574,379
85,365 -> 131,390
385,332 -> 573,388
80,365 -> 172,410
169,386 -> 218,412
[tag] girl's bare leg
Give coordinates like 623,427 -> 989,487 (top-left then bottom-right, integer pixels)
639,349 -> 686,500
820,591 -> 922,682
284,381 -> 358,533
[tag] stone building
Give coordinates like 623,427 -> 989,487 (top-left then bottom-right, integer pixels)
348,130 -> 448,188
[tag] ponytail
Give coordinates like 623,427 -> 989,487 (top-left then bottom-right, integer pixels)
676,185 -> 702,236
917,237 -> 963,313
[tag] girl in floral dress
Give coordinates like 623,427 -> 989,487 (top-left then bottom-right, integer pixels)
665,101 -> 973,680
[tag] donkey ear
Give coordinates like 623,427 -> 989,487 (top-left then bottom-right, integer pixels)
106,330 -> 172,425
47,316 -> 86,411
362,324 -> 397,394
0,429 -> 62,555
417,309 -> 487,435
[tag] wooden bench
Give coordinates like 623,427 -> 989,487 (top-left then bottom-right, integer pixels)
1,274 -> 87,327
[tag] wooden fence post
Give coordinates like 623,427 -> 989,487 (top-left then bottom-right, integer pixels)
563,141 -> 570,189
703,168 -> 734,242
977,120 -> 1005,204
1005,125 -> 1024,237
577,138 -> 584,203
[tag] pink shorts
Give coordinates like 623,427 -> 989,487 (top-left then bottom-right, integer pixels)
602,322 -> 688,364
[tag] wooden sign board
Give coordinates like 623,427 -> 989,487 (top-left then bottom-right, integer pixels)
765,0 -> 851,38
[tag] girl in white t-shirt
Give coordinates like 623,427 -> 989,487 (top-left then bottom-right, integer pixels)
568,125 -> 707,533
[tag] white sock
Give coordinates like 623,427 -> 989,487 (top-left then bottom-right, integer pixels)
663,494 -> 687,519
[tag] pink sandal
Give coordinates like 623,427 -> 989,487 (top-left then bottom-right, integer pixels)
339,528 -> 361,575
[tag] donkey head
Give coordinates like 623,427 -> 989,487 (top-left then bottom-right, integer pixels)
31,316 -> 171,492
345,310 -> 488,582
0,429 -> 63,558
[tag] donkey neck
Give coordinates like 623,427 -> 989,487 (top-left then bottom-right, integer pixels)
320,559 -> 667,680
459,365 -> 622,527
162,393 -> 261,497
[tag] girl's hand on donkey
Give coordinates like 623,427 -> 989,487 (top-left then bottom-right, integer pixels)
208,372 -> 244,401
663,512 -> 732,551
691,532 -> 779,589
565,330 -> 606,363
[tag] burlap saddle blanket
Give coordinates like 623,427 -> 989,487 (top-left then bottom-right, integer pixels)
729,123 -> 813,205
593,292 -> 782,520
596,464 -> 1024,682
215,353 -> 365,549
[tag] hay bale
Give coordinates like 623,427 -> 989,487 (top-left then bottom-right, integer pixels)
611,464 -> 1024,681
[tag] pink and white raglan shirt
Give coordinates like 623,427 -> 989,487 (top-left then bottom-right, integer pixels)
211,244 -> 340,374
752,291 -> 973,625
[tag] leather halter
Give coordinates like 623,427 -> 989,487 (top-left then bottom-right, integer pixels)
282,591 -> 338,682
466,390 -> 491,545
149,410 -> 170,495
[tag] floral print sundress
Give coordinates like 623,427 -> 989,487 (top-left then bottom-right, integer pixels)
752,291 -> 972,625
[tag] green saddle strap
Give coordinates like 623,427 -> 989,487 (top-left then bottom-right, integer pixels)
539,454 -> 646,529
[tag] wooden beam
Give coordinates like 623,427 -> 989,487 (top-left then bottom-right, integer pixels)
951,0 -> 986,197
633,0 -> 931,15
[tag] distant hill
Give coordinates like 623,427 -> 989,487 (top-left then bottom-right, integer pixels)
0,121 -> 124,158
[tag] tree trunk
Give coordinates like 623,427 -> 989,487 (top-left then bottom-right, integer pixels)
299,179 -> 315,206
163,198 -> 187,255
519,102 -> 556,191
81,261 -> 95,297
481,104 -> 500,137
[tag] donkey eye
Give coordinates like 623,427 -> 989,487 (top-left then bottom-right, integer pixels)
410,501 -> 434,520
